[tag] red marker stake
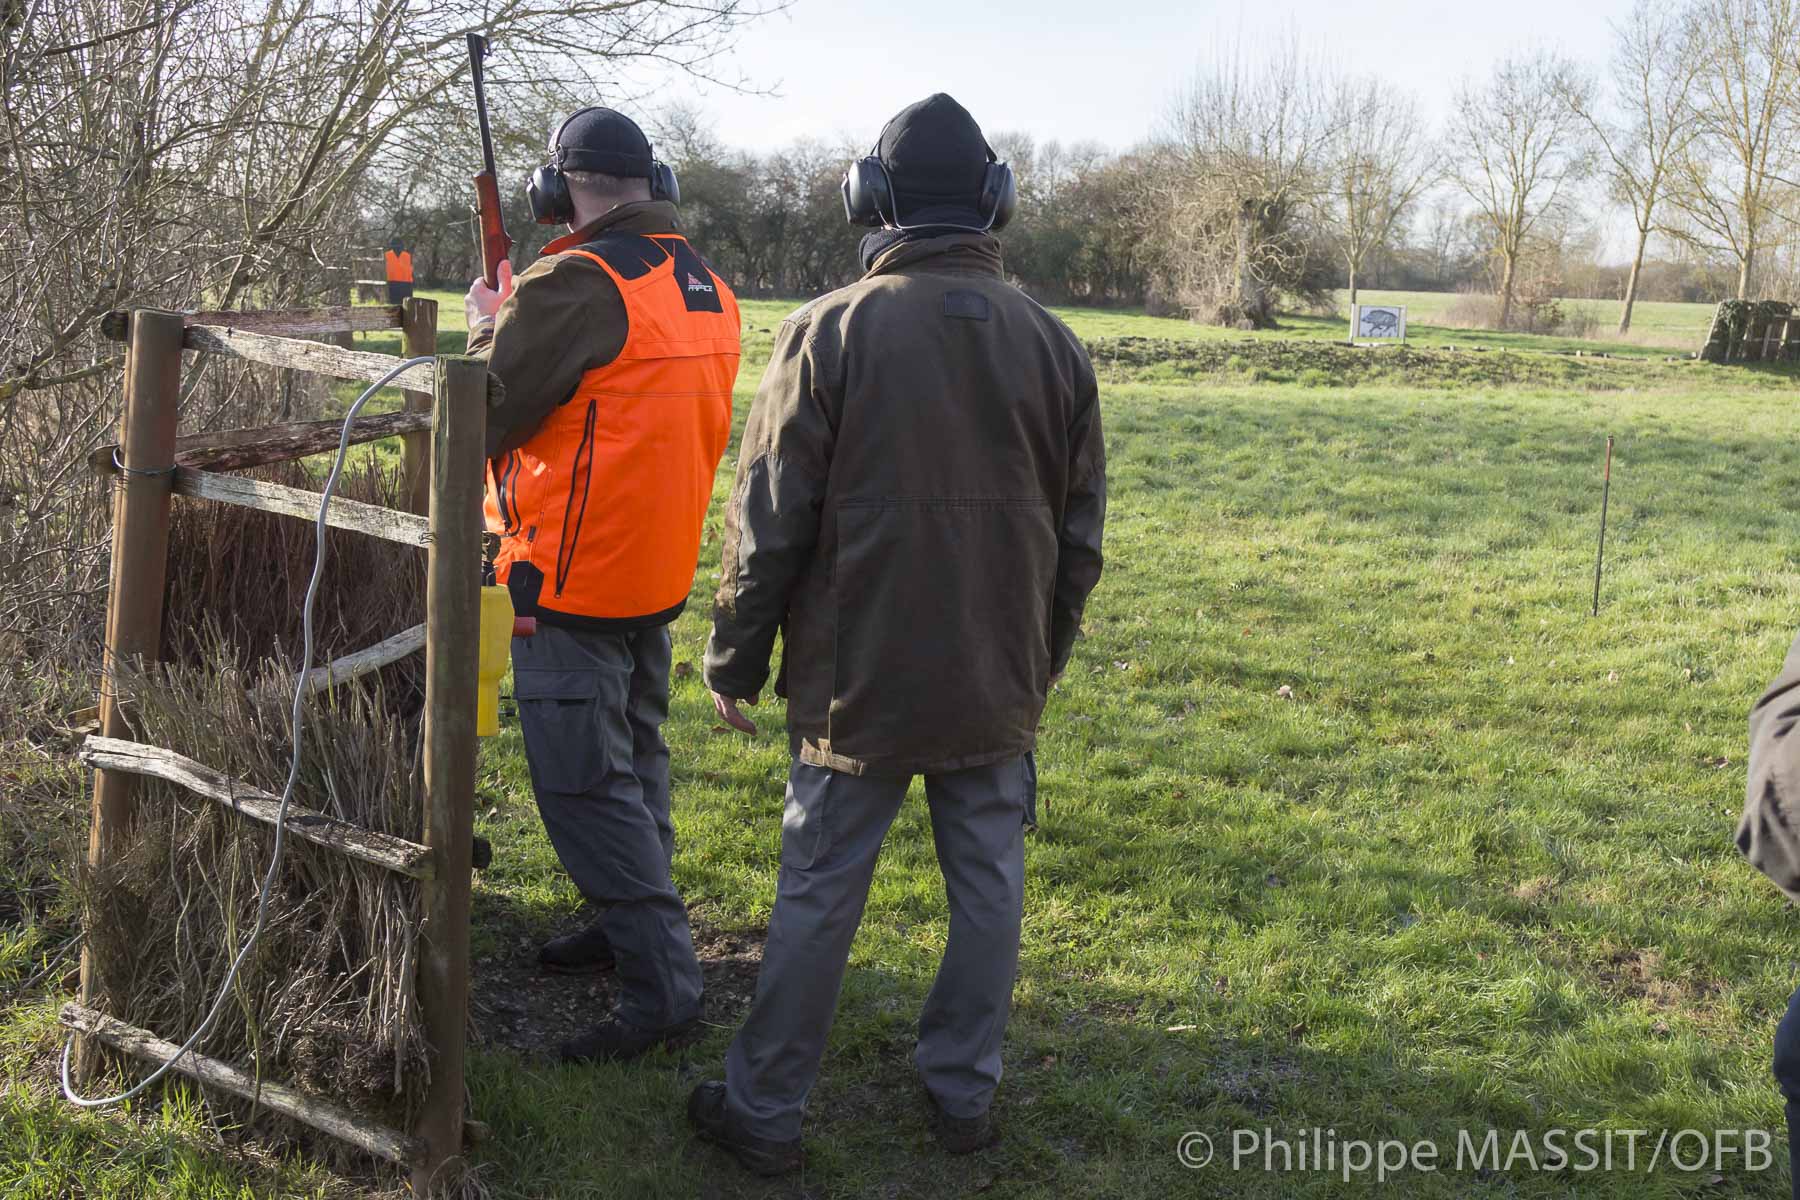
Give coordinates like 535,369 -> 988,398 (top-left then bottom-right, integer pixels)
1593,436 -> 1613,617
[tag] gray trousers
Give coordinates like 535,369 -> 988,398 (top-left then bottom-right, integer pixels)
726,755 -> 1032,1140
512,622 -> 702,1029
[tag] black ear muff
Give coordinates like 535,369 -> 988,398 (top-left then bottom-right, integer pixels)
527,162 -> 573,226
529,108 -> 581,226
979,160 -> 1016,231
650,161 -> 680,205
841,157 -> 894,227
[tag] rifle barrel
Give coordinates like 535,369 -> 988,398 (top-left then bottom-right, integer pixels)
467,34 -> 498,176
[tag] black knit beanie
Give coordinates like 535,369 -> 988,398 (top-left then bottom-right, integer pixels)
876,93 -> 991,222
553,107 -> 655,179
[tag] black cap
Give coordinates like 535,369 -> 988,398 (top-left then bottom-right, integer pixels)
876,93 -> 992,221
551,107 -> 655,179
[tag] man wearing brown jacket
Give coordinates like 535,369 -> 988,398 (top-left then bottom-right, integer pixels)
685,94 -> 1105,1175
1740,631 -> 1800,1199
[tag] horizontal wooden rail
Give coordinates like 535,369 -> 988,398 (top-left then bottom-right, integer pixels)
101,306 -> 403,341
59,1003 -> 425,1167
174,469 -> 430,547
301,624 -> 426,695
79,736 -> 434,879
183,326 -> 435,392
90,410 -> 434,476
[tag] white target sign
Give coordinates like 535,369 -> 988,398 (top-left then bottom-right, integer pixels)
1351,304 -> 1406,343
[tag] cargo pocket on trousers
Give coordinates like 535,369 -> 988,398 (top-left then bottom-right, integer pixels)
512,667 -> 604,796
780,767 -> 834,871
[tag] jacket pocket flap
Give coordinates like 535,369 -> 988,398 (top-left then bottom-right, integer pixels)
512,667 -> 601,701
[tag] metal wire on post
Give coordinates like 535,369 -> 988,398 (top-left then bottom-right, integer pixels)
62,355 -> 436,1109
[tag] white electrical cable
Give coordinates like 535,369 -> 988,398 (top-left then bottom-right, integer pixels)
62,354 -> 437,1109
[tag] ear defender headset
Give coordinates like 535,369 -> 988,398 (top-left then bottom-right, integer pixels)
840,135 -> 1016,233
526,107 -> 680,226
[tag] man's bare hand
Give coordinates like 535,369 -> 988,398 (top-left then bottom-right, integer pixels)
712,691 -> 759,735
465,259 -> 514,329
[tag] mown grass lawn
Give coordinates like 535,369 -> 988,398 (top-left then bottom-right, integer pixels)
4,297 -> 1798,1198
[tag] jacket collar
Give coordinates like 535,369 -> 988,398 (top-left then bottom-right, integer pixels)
542,200 -> 680,256
863,232 -> 1005,280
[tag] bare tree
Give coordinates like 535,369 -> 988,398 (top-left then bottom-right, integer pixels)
1667,0 -> 1800,299
1452,49 -> 1591,327
1418,195 -> 1470,285
1323,76 -> 1438,310
1560,1 -> 1701,331
1154,37 -> 1337,328
0,0 -> 775,667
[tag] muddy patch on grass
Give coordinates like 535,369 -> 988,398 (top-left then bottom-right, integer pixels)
1184,1049 -> 1306,1116
470,907 -> 766,1060
1597,948 -> 1722,1012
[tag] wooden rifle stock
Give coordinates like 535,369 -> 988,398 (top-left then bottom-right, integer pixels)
474,171 -> 511,290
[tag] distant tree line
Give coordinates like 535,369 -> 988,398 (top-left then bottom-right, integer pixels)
369,0 -> 1800,337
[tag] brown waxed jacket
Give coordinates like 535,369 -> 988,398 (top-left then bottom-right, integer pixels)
703,232 -> 1106,775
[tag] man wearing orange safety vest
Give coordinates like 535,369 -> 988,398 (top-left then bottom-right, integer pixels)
464,107 -> 740,1062
383,237 -> 413,304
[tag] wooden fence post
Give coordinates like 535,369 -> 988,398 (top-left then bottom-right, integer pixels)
400,297 -> 439,516
76,308 -> 184,1074
413,355 -> 485,1194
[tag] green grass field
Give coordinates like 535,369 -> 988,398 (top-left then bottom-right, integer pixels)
4,291 -> 1797,1198
1040,289 -> 1715,361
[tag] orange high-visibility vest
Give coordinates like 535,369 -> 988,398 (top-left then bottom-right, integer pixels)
484,232 -> 740,627
384,249 -> 413,283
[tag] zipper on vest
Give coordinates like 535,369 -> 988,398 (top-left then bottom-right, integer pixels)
554,400 -> 598,597
495,451 -> 521,536
506,451 -> 523,534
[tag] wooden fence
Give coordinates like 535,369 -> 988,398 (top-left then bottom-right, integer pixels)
353,255 -> 392,303
67,299 -> 483,1194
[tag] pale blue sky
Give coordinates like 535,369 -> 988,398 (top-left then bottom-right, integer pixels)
653,0 -> 1633,153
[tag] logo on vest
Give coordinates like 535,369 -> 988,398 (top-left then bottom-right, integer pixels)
685,271 -> 715,294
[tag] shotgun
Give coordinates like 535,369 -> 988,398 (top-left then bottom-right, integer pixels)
466,33 -> 512,290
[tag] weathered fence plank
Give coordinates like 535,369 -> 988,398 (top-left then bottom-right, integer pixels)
173,468 -> 430,547
90,411 -> 434,477
59,1003 -> 426,1166
183,326 -> 435,392
101,307 -> 403,341
301,624 -> 426,695
78,736 -> 434,879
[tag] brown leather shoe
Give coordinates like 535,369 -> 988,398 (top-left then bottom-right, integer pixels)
923,1087 -> 999,1154
537,920 -> 615,974
558,1014 -> 694,1063
687,1081 -> 804,1176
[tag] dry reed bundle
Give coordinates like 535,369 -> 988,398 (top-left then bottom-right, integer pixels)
82,649 -> 429,1135
78,450 -> 436,1147
161,454 -> 428,713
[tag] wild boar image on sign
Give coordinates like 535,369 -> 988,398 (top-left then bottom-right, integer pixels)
1351,304 -> 1406,344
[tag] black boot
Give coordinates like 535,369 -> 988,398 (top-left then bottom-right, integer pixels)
538,920 -> 615,974
922,1086 -> 999,1154
687,1081 -> 804,1176
558,1014 -> 695,1064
